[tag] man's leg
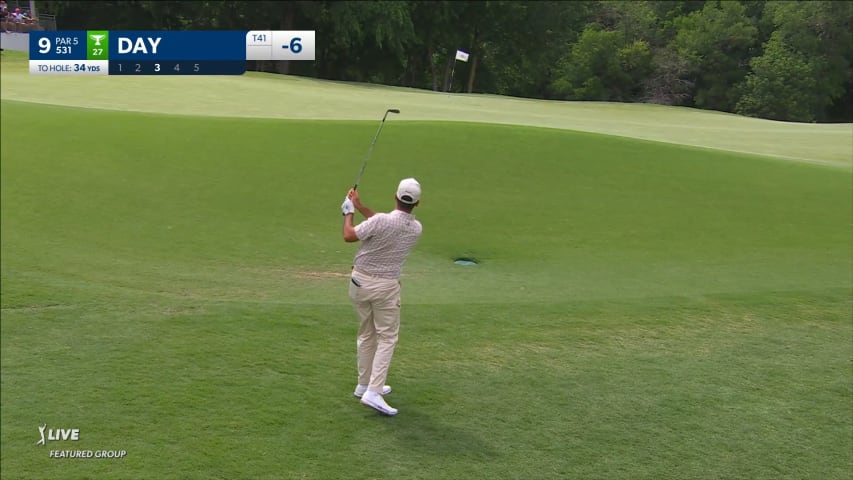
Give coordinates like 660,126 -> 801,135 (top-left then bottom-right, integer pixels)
350,276 -> 376,386
368,281 -> 401,393
356,312 -> 377,385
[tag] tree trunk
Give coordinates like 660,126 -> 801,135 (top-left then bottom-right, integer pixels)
276,8 -> 295,75
407,57 -> 417,87
428,45 -> 439,91
465,26 -> 480,93
466,54 -> 478,93
442,58 -> 453,92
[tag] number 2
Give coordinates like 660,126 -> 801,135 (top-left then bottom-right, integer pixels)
135,64 -> 141,72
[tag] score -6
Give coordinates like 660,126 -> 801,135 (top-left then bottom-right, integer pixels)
287,37 -> 302,53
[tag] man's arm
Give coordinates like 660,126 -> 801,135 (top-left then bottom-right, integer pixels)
342,213 -> 359,242
348,189 -> 375,218
355,203 -> 375,218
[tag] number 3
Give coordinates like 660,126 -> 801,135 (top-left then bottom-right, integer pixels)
155,63 -> 161,72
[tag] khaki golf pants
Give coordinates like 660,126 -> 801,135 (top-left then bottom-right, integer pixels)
349,270 -> 401,393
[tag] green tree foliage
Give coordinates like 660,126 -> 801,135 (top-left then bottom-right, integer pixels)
671,0 -> 758,112
735,32 -> 817,122
474,1 -> 594,97
551,25 -> 652,102
311,1 -> 415,82
552,27 -> 622,101
595,0 -> 659,43
740,0 -> 853,122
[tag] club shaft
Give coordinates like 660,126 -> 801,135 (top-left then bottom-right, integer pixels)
353,109 -> 399,190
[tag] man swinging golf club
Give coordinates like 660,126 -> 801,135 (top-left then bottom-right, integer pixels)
341,178 -> 423,416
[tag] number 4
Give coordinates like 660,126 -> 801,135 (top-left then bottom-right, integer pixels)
174,64 -> 180,72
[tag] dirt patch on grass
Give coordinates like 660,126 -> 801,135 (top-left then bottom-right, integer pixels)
236,265 -> 351,279
293,270 -> 350,279
1,304 -> 77,312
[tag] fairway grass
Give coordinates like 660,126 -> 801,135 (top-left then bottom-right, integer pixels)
2,49 -> 852,479
2,49 -> 851,167
1,100 -> 850,479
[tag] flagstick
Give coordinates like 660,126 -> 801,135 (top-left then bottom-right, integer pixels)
448,58 -> 457,96
448,50 -> 469,96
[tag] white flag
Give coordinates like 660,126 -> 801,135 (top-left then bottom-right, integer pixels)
455,50 -> 469,62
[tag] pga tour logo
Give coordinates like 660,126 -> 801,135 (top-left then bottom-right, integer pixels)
36,424 -> 79,445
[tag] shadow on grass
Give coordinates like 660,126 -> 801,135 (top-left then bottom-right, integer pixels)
370,405 -> 498,461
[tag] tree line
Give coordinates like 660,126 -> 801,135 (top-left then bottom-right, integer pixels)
38,0 -> 853,123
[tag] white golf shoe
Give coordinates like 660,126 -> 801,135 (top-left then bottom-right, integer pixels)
353,384 -> 392,398
360,390 -> 398,416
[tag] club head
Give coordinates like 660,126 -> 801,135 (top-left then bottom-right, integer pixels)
381,109 -> 400,122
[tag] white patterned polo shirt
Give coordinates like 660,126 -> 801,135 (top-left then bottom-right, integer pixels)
354,210 -> 423,279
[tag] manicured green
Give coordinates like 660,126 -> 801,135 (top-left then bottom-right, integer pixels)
1,50 -> 851,479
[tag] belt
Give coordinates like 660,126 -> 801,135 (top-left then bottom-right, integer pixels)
352,266 -> 374,277
351,266 -> 398,282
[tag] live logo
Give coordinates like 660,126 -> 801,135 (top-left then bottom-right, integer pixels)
47,428 -> 80,441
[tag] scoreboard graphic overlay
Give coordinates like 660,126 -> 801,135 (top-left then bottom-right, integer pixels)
29,30 -> 315,75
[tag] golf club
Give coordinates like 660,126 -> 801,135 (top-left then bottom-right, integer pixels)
353,108 -> 400,190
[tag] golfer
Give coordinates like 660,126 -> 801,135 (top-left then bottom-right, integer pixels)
340,178 -> 423,416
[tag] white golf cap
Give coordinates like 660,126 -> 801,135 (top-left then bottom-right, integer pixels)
396,178 -> 421,204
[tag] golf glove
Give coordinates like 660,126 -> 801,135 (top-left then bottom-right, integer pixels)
341,198 -> 355,216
